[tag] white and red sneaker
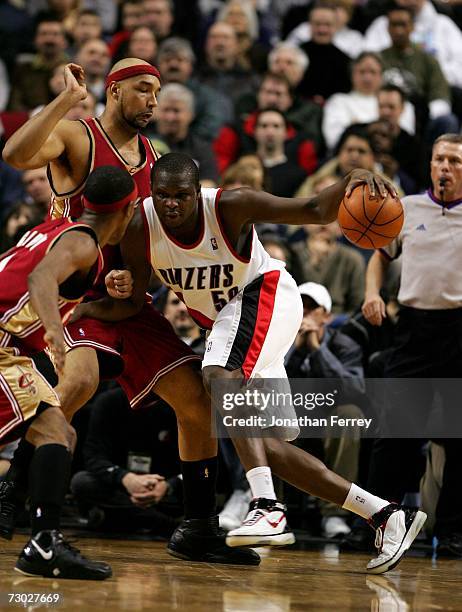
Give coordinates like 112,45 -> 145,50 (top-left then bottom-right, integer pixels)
367,503 -> 427,574
225,498 -> 295,548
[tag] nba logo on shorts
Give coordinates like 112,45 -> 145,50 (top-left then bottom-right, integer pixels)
210,237 -> 218,250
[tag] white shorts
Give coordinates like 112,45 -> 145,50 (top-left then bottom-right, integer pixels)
203,268 -> 303,440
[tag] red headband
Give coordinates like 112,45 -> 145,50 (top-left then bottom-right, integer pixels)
83,184 -> 138,214
105,64 -> 161,90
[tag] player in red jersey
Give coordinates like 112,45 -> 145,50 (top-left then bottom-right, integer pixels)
3,60 -> 258,566
0,165 -> 138,579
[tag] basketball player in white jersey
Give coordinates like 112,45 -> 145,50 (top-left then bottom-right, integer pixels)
77,153 -> 426,574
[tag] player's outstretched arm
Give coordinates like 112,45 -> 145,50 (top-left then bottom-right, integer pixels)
73,208 -> 151,322
28,231 -> 100,374
362,251 -> 390,326
2,64 -> 87,169
222,169 -> 397,227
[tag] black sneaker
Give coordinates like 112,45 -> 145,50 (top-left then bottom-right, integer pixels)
15,530 -> 112,580
167,515 -> 260,565
437,533 -> 462,558
0,480 -> 21,540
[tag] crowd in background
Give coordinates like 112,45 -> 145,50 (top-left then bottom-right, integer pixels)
0,0 -> 460,546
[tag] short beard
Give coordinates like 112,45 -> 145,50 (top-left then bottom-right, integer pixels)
121,106 -> 142,131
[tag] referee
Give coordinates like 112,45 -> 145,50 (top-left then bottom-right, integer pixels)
360,133 -> 462,556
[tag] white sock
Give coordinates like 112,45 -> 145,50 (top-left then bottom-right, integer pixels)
342,483 -> 389,520
246,466 -> 276,500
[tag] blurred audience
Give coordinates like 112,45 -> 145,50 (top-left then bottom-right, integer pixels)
147,83 -> 219,185
157,37 -> 231,139
8,14 -> 68,111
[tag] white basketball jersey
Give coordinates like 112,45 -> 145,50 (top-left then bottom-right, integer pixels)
142,187 -> 285,328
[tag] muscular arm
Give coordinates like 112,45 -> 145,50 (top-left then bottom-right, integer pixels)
76,208 -> 151,322
220,169 -> 396,231
28,231 -> 100,371
2,64 -> 87,170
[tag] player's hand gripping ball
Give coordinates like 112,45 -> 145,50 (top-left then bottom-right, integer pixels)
338,184 -> 404,249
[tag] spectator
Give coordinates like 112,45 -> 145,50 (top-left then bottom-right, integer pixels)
364,0 -> 462,90
268,42 -> 308,89
146,83 -> 219,185
142,0 -> 174,42
367,119 -> 416,194
242,48 -> 324,148
355,133 -> 462,557
286,0 -> 364,59
377,84 -> 423,188
71,387 -> 182,537
285,282 -> 365,537
160,289 -> 204,355
296,129 -> 376,198
216,0 -> 268,72
214,73 -> 319,174
297,2 -> 351,104
260,234 -> 290,265
291,222 -> 366,317
109,0 -> 144,60
8,14 -> 68,111
29,0 -> 117,35
157,37 -> 231,140
70,9 -> 103,53
254,108 -> 306,197
199,21 -> 260,106
220,154 -> 265,191
0,201 -> 43,252
380,4 -> 458,141
322,52 -> 415,152
74,38 -> 111,103
22,167 -> 51,215
0,0 -> 34,71
127,25 -> 158,64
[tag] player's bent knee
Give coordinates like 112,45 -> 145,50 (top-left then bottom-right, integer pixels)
26,405 -> 71,448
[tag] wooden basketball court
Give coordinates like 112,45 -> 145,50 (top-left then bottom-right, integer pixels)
1,536 -> 461,610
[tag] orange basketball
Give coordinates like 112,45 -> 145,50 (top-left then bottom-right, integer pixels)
338,184 -> 404,249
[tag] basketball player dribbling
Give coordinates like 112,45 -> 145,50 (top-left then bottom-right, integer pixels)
2,62 -> 258,566
78,152 -> 427,574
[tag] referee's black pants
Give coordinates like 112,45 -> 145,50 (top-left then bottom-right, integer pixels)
367,306 -> 462,536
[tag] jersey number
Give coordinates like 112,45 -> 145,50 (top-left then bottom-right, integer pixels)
0,231 -> 48,273
211,287 -> 239,312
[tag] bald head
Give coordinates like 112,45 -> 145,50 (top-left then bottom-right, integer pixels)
109,57 -> 152,75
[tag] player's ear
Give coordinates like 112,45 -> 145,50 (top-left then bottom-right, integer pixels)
109,82 -> 120,100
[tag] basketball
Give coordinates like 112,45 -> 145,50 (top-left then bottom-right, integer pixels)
338,184 -> 404,249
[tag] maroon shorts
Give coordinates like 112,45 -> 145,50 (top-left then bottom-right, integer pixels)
64,303 -> 200,408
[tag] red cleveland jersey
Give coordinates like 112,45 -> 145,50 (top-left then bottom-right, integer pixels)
48,117 -> 158,219
0,218 -> 103,354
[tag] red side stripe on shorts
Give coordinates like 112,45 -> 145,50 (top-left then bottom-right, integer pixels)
241,270 -> 280,379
